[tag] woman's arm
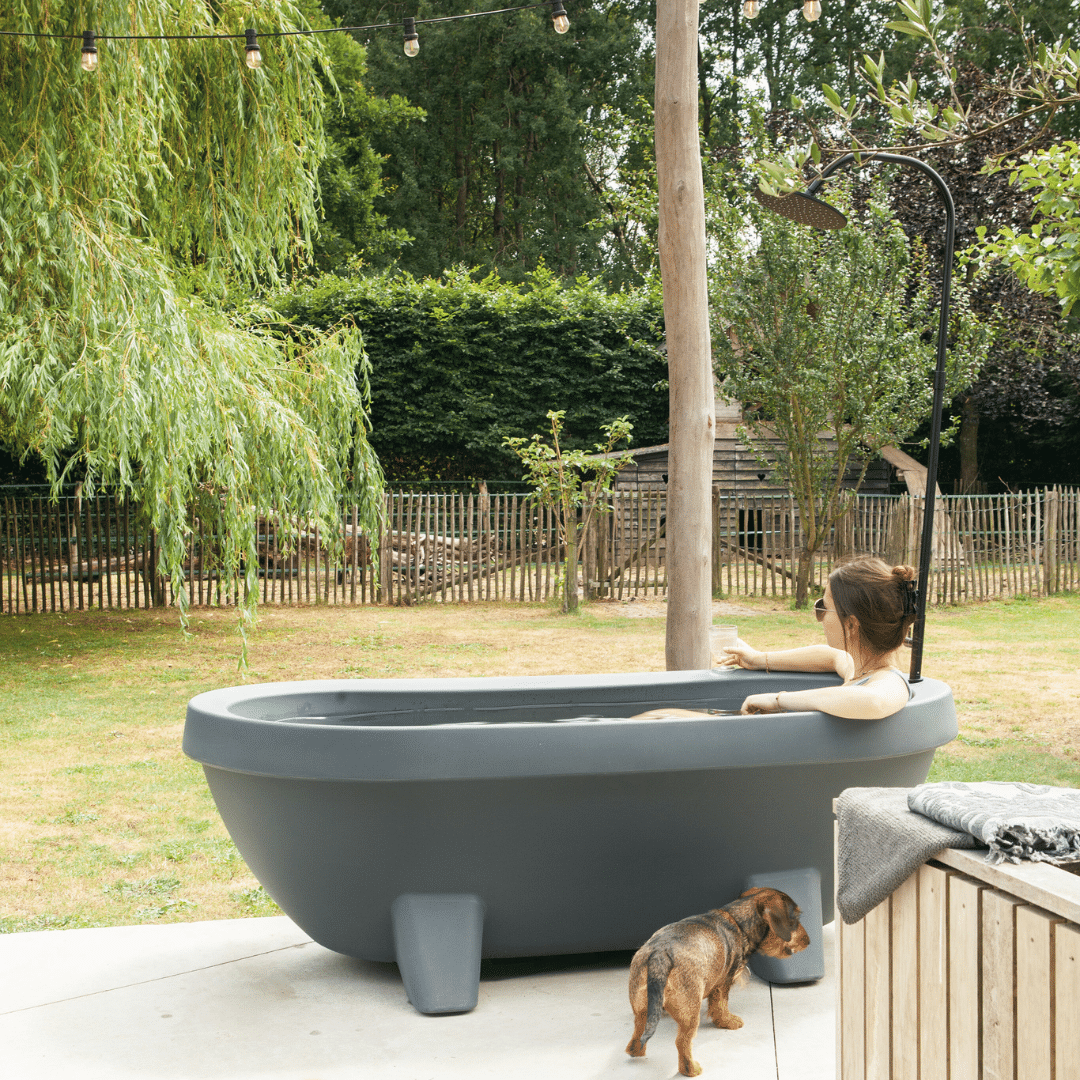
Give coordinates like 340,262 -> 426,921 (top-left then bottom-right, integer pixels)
719,642 -> 854,679
740,672 -> 909,720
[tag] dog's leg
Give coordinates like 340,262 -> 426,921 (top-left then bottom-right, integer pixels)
664,972 -> 705,1077
706,981 -> 743,1030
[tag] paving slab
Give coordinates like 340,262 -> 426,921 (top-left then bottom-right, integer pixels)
0,916 -> 835,1080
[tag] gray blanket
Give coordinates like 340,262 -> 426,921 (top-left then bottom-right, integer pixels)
835,787 -> 981,924
908,781 -> 1080,865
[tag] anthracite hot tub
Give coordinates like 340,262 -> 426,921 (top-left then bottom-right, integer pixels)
183,668 -> 955,1013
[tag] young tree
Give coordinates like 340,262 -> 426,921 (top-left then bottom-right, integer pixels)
0,1 -> 383,633
711,182 -> 990,605
504,411 -> 632,612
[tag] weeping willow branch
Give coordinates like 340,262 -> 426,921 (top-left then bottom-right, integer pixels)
0,2 -> 385,645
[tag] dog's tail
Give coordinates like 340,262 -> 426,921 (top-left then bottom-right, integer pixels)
639,950 -> 674,1047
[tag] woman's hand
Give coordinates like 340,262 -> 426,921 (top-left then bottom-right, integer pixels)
716,640 -> 767,670
740,693 -> 783,714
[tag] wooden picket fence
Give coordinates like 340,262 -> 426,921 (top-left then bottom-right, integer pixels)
2,486 -> 1079,614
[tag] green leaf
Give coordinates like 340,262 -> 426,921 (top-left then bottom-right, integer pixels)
885,20 -> 931,39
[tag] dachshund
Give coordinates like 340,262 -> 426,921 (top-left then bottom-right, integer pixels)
625,887 -> 810,1076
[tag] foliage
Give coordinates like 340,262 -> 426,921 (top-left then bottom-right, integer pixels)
503,409 -> 632,612
711,180 -> 991,604
273,266 -> 668,481
321,0 -> 655,284
846,66 -> 1080,490
0,0 -> 383,633
297,0 -> 424,272
982,141 -> 1080,314
734,2 -> 1080,489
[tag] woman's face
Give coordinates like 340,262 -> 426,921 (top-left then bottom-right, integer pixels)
819,583 -> 849,652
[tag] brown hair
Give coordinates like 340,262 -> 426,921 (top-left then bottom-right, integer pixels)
828,558 -> 917,656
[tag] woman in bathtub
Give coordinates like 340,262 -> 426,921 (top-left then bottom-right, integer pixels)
721,558 -> 919,718
634,558 -> 919,721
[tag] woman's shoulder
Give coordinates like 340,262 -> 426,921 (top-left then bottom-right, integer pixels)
873,666 -> 914,701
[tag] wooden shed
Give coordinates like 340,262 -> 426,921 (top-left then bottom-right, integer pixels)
603,396 -> 892,495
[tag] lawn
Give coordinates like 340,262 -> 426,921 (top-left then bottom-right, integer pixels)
1,592 -> 1078,933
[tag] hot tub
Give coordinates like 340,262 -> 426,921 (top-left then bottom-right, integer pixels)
183,668 -> 955,1012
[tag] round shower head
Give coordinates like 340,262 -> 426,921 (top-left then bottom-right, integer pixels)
751,188 -> 848,230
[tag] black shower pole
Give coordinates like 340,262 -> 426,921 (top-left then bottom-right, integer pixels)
756,151 -> 955,681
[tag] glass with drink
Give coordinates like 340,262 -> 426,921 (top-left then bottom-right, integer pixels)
709,624 -> 738,667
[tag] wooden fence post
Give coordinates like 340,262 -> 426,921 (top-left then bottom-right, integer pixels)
1045,486 -> 1059,594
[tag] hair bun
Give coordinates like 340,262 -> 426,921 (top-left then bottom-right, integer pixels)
891,564 -> 916,583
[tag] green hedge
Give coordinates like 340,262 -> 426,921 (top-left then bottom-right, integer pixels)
273,268 -> 669,481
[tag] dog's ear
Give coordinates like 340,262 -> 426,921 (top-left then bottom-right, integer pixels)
761,890 -> 801,944
739,887 -> 767,899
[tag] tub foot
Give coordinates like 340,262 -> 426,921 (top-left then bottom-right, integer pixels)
743,867 -> 824,983
391,893 -> 486,1014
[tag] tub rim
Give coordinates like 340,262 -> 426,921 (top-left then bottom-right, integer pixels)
183,669 -> 957,783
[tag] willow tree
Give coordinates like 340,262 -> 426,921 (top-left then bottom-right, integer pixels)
0,1 -> 383,628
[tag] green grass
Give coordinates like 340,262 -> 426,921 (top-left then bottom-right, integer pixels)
1,592 -> 1078,931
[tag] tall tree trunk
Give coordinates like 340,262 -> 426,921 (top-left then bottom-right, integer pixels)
563,532 -> 579,612
959,394 -> 979,493
795,547 -> 814,608
493,140 -> 505,255
657,0 -> 714,670
515,173 -> 525,249
455,146 -> 468,240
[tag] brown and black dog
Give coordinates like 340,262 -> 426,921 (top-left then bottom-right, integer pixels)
625,887 -> 810,1077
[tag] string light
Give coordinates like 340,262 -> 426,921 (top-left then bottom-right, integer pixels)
80,29 -> 97,72
244,29 -> 262,69
0,3 -> 570,74
739,1 -> 823,20
403,17 -> 419,57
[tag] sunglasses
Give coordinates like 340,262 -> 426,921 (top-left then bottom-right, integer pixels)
814,597 -> 835,622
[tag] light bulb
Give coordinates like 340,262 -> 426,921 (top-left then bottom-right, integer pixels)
803,0 -> 822,21
741,0 -> 760,18
403,17 -> 419,57
244,29 -> 262,69
550,2 -> 570,34
81,30 -> 98,72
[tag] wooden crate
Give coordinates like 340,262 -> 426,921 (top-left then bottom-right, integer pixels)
836,844 -> 1080,1080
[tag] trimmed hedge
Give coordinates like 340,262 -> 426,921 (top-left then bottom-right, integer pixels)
274,268 -> 669,481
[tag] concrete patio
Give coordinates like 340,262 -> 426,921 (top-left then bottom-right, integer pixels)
0,915 -> 835,1079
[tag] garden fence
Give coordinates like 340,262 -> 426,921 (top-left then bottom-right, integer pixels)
2,487 -> 1078,615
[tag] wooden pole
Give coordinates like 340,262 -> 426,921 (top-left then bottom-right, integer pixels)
656,0 -> 714,669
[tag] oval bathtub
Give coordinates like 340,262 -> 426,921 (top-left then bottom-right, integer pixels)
184,668 -> 955,1012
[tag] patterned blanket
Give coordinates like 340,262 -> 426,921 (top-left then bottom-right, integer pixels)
908,781 -> 1080,865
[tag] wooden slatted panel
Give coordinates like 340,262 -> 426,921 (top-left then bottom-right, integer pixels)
890,873 -> 919,1080
918,863 -> 949,1080
864,899 -> 891,1080
982,889 -> 1020,1080
1016,905 -> 1060,1080
1057,922 -> 1080,1080
949,875 -> 984,1080
839,907 -> 866,1080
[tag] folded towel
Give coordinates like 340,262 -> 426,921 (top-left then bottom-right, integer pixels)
908,781 -> 1080,865
835,787 -> 980,924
